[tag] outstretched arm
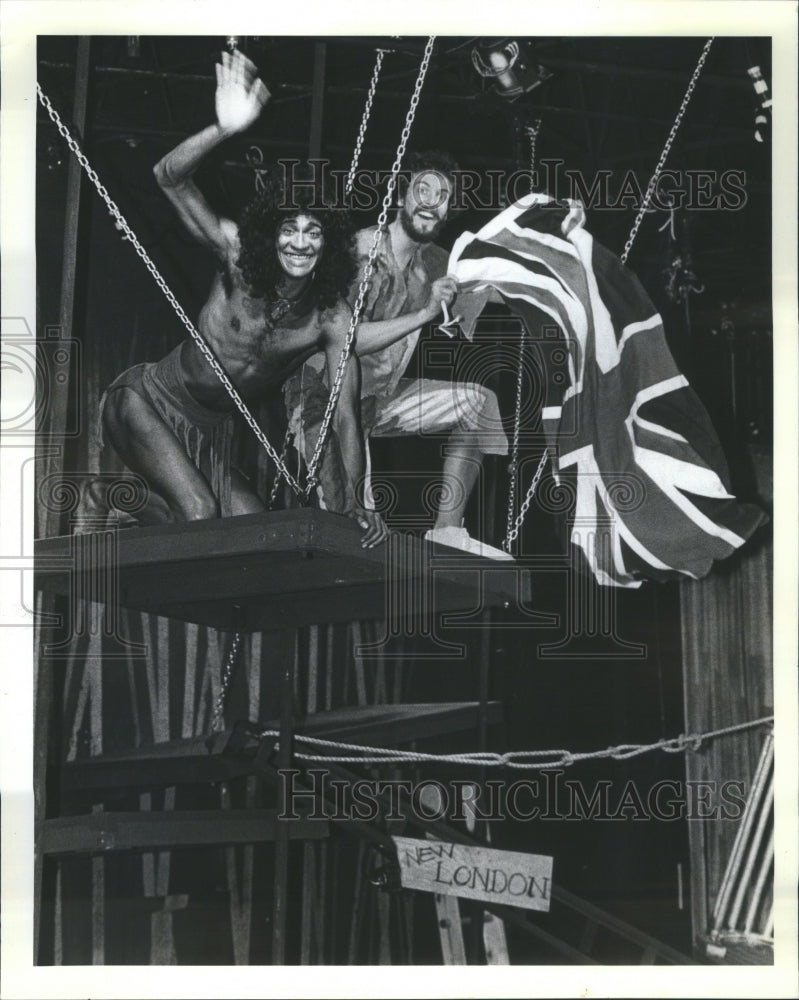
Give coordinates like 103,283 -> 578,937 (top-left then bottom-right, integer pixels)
323,310 -> 388,548
355,276 -> 457,356
153,50 -> 270,259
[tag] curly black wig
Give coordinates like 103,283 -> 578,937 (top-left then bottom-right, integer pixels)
237,163 -> 357,311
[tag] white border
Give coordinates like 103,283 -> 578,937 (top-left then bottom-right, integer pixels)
2,2 -> 797,997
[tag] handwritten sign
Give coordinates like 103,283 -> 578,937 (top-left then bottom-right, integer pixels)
392,837 -> 553,912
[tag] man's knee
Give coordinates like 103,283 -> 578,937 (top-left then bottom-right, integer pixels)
179,492 -> 220,521
451,382 -> 508,454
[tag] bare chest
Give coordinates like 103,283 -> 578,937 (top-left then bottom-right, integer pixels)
191,281 -> 324,397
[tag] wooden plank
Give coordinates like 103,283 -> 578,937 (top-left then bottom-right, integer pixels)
434,894 -> 467,964
34,509 -> 531,631
40,809 -> 328,854
271,627 -> 297,965
59,701 -> 503,791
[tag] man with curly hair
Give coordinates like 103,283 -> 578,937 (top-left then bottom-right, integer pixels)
99,51 -> 452,547
286,151 -> 511,558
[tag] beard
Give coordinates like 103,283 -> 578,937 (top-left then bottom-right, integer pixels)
398,206 -> 446,244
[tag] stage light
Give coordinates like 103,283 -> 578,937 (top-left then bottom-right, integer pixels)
471,39 -> 552,100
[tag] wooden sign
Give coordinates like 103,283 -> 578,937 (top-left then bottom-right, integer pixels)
392,837 -> 553,912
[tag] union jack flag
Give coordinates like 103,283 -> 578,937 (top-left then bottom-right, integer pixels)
449,194 -> 767,587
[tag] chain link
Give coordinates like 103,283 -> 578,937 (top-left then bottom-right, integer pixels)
503,326 -> 527,551
266,427 -> 294,509
503,448 -> 549,550
209,631 -> 242,734
302,36 -> 436,496
525,119 -> 542,188
37,83 -> 307,498
254,715 -> 773,770
621,38 -> 714,265
345,49 -> 387,196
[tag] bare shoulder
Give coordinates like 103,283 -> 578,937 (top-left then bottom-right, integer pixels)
318,298 -> 352,345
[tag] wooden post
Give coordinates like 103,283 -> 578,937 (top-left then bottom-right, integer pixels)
271,626 -> 298,964
41,36 -> 91,539
34,37 -> 91,965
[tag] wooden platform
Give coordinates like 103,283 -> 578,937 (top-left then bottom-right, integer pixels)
59,701 -> 504,792
34,508 -> 530,631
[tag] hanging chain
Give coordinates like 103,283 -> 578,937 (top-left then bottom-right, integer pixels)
503,325 -> 527,551
266,427 -> 293,508
302,35 -> 436,496
345,48 -> 388,196
37,83 -> 306,498
215,37 -> 432,720
621,37 -> 714,265
208,631 -> 242,735
503,448 -> 549,551
525,118 -> 542,190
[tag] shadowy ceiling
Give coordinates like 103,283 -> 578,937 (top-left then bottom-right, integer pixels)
37,34 -> 772,310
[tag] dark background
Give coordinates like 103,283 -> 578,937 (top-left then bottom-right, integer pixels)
36,35 -> 773,964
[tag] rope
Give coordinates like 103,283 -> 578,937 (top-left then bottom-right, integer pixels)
37,82 -> 307,499
254,714 -> 773,770
621,38 -> 714,266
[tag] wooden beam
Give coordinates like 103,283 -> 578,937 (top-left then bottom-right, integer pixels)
60,701 -> 504,792
35,509 -> 532,632
40,809 -> 328,854
35,37 -> 91,966
41,37 -> 90,538
271,627 -> 298,965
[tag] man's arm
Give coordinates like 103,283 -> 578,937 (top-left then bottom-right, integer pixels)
152,50 -> 269,259
323,306 -> 387,548
355,275 -> 457,356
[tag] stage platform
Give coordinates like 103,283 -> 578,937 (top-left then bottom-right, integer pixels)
34,508 -> 530,631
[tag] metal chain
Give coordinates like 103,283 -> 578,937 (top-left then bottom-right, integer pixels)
255,715 -> 773,770
37,83 -> 306,498
209,631 -> 242,734
302,35 -> 437,496
266,427 -> 293,509
503,326 -> 527,551
525,118 -> 542,188
503,447 -> 549,550
345,48 -> 388,196
621,37 -> 714,265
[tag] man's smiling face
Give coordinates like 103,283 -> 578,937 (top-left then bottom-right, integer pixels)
398,169 -> 452,244
275,213 -> 324,278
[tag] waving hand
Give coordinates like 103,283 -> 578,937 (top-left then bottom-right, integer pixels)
215,50 -> 271,134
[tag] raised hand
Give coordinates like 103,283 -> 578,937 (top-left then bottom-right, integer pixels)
215,49 -> 270,135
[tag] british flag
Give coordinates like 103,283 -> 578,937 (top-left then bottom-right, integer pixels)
449,194 -> 768,587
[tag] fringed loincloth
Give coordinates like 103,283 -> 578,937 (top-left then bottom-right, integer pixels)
98,343 -> 235,517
